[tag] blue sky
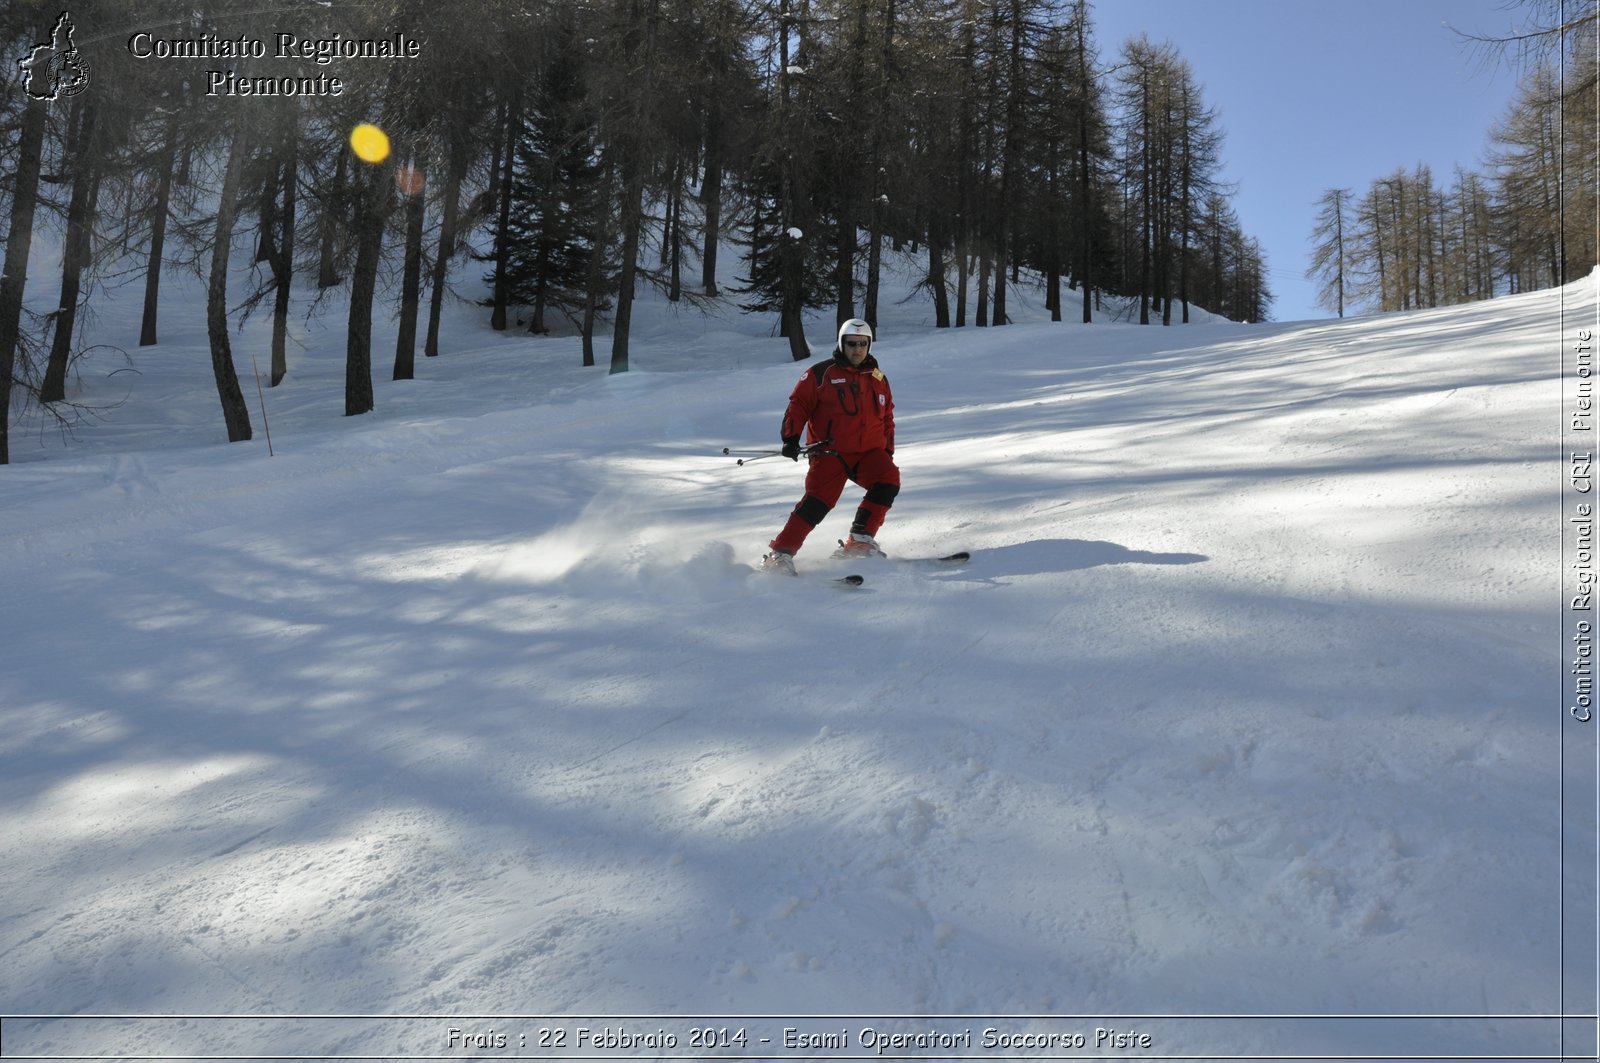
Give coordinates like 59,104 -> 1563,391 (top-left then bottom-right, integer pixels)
1088,0 -> 1532,322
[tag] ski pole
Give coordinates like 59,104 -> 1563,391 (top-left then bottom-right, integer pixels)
720,441 -> 834,456
728,450 -> 786,467
723,441 -> 833,466
721,446 -> 783,466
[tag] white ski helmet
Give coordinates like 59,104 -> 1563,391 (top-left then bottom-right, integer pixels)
837,318 -> 874,352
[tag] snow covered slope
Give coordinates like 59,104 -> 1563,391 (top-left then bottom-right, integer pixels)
0,255 -> 1592,1061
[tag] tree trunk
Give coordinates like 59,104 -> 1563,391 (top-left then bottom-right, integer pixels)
1163,83 -> 1177,323
865,213 -> 882,330
345,161 -> 388,416
318,148 -> 347,289
424,138 -> 465,358
955,248 -> 969,327
992,0 -> 1024,329
1079,145 -> 1092,324
582,237 -> 603,368
835,214 -> 856,326
780,200 -> 809,360
701,111 -> 723,297
611,161 -> 643,374
866,0 -> 895,330
42,95 -> 99,404
1072,4 -> 1096,326
990,240 -> 1007,325
0,99 -> 48,465
140,123 -> 177,347
975,252 -> 990,327
207,133 -> 254,443
270,141 -> 297,386
256,161 -> 278,266
393,163 -> 425,381
583,153 -> 616,369
490,98 -> 519,332
667,159 -> 683,302
775,1 -> 810,360
1139,93 -> 1152,325
927,218 -> 950,328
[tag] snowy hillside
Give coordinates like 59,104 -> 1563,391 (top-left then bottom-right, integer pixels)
1,248 -> 1594,1062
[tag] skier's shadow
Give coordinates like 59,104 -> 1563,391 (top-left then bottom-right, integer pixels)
945,538 -> 1208,581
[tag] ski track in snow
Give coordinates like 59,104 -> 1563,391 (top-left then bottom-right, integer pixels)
0,247 -> 1593,1060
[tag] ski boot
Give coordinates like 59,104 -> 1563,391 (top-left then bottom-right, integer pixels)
761,549 -> 797,576
832,532 -> 886,559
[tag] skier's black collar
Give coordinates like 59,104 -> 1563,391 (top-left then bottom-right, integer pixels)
832,350 -> 880,372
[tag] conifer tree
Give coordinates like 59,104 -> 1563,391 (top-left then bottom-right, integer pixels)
988,0 -> 1039,328
898,2 -> 964,327
1308,188 -> 1355,317
1491,65 -> 1579,289
735,157 -> 832,341
1116,35 -> 1173,323
1067,0 -> 1113,323
735,0 -> 831,359
495,13 -> 602,336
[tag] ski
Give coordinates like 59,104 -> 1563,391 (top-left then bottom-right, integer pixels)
755,546 -> 965,586
893,551 -> 971,565
830,539 -> 968,567
825,548 -> 969,570
757,556 -> 864,587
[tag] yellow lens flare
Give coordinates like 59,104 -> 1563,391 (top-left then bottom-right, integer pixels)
349,123 -> 390,164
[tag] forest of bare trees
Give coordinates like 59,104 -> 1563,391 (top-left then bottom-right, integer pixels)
1308,2 -> 1598,317
0,0 -> 1277,462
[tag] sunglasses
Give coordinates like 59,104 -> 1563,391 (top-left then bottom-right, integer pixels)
843,339 -> 870,349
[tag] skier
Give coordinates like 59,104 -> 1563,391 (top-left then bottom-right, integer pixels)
762,318 -> 898,574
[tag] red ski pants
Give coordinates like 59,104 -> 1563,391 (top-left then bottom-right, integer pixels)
769,448 -> 900,555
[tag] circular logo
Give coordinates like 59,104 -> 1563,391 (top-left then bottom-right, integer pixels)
49,51 -> 91,98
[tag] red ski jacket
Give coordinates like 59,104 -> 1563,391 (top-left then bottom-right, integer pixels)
781,353 -> 895,455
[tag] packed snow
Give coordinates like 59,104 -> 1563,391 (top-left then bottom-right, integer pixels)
0,240 -> 1594,1062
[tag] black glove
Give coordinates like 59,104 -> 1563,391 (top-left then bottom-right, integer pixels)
781,437 -> 802,461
